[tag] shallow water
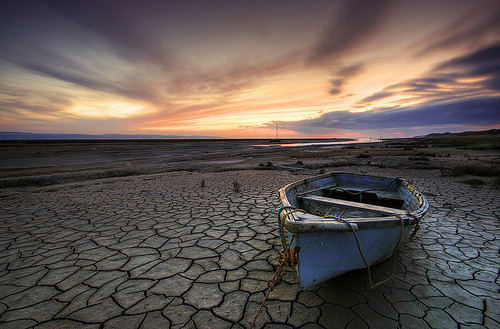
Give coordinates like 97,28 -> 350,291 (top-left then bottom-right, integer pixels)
253,138 -> 381,148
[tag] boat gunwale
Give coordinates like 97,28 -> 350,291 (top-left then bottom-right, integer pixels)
278,172 -> 429,232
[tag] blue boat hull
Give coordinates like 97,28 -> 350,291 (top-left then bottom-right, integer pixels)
290,225 -> 411,289
278,172 -> 428,290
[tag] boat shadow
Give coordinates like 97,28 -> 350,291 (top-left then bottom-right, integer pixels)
317,254 -> 397,292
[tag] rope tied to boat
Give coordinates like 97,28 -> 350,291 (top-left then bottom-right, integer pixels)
249,261 -> 284,329
325,213 -> 405,289
277,206 -> 305,268
249,206 -> 305,329
277,205 -> 408,290
408,213 -> 421,240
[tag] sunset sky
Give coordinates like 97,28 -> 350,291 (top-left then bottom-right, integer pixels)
1,0 -> 499,138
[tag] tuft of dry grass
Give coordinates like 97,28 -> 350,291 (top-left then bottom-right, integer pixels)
232,180 -> 241,192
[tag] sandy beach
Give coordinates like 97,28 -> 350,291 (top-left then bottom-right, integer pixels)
0,136 -> 499,328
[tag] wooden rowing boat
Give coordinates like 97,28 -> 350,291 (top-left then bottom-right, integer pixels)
278,172 -> 429,290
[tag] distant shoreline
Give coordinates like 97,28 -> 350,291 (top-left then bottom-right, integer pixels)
0,132 -> 356,142
0,131 -> 222,140
0,137 -> 355,144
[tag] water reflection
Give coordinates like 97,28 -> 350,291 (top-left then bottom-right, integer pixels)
253,139 -> 381,148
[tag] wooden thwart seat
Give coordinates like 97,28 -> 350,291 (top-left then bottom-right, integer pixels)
299,195 -> 407,215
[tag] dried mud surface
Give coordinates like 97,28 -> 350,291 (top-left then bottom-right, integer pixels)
0,138 -> 499,328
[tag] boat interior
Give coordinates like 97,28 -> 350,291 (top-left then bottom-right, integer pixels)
296,184 -> 410,219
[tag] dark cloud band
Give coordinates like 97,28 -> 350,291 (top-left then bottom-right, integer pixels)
281,96 -> 500,134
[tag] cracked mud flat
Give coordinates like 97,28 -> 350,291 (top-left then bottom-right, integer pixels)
0,141 -> 499,328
